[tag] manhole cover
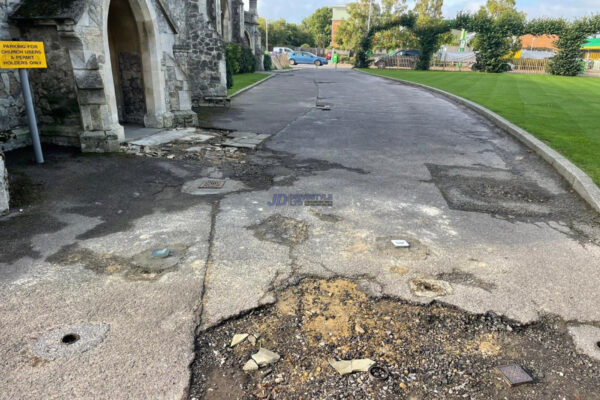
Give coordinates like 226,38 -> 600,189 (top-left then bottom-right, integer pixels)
32,322 -> 110,360
199,179 -> 226,189
495,364 -> 534,387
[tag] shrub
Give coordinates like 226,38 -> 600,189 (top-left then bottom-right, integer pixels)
226,43 -> 241,74
264,54 -> 273,71
354,50 -> 370,68
240,46 -> 257,73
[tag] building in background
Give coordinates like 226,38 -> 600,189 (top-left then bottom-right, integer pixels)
0,0 -> 262,154
331,4 -> 349,47
582,38 -> 600,60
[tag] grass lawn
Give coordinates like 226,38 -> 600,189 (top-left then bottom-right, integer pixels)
228,73 -> 270,96
360,68 -> 600,186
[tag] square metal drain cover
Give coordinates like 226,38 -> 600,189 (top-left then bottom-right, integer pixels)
199,179 -> 226,189
495,364 -> 534,387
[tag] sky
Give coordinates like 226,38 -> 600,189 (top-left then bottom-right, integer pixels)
256,0 -> 599,24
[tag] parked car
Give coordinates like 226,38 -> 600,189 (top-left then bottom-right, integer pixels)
273,47 -> 294,54
289,51 -> 328,66
394,49 -> 420,57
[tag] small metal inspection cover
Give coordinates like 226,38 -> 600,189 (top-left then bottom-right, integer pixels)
32,322 -> 110,361
495,364 -> 534,387
391,240 -> 410,248
199,179 -> 226,189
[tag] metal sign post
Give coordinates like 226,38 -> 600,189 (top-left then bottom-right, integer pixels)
0,41 -> 47,164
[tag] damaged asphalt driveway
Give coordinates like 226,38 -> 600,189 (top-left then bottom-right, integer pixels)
2,68 -> 600,399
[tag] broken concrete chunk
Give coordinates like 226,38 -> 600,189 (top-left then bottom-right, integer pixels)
329,359 -> 376,375
329,360 -> 353,375
248,335 -> 257,346
251,348 -> 280,366
409,278 -> 453,298
230,333 -> 249,347
352,359 -> 376,372
243,359 -> 259,371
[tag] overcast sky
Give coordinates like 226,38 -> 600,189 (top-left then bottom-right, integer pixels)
256,0 -> 598,24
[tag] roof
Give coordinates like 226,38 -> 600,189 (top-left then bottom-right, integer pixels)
520,34 -> 558,51
583,38 -> 600,50
10,0 -> 86,22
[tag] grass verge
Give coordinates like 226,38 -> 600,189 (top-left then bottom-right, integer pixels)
360,68 -> 600,186
228,73 -> 270,96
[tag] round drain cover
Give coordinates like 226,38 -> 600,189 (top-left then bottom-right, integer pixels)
32,322 -> 110,360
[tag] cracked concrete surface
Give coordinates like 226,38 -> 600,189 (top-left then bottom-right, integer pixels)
1,68 -> 600,398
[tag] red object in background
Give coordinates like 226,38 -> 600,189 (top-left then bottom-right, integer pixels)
326,51 -> 332,60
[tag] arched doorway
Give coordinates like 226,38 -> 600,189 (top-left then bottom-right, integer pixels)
103,0 -> 168,129
108,0 -> 145,125
244,31 -> 253,51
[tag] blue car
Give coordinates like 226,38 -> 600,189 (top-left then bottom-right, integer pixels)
289,51 -> 328,66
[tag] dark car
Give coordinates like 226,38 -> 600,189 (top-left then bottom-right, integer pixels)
394,50 -> 420,57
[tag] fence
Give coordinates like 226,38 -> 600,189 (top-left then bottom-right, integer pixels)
375,54 -> 554,74
375,55 -> 418,69
508,58 -> 549,74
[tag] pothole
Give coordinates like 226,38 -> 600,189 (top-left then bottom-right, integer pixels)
427,164 -> 555,218
47,244 -> 186,280
409,277 -> 454,297
249,214 -> 309,245
188,279 -> 600,400
32,322 -> 109,361
182,177 -> 247,196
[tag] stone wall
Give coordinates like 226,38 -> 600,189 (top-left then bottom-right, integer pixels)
186,0 -> 227,103
1,0 -> 253,151
0,0 -> 29,151
0,152 -> 8,214
19,24 -> 83,147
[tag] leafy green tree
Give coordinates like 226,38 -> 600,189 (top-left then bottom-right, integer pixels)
455,8 -> 525,73
337,0 -> 410,51
302,7 -> 333,48
527,15 -> 600,76
414,0 -> 443,21
413,20 -> 452,69
485,0 -> 516,18
258,18 -> 314,49
413,0 -> 451,61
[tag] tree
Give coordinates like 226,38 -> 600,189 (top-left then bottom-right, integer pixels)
336,0 -> 410,51
414,0 -> 443,21
258,18 -> 314,49
485,0 -> 516,18
413,0 -> 451,66
527,15 -> 600,76
455,8 -> 525,73
302,7 -> 333,48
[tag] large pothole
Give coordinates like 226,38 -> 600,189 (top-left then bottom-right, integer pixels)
189,279 -> 600,400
